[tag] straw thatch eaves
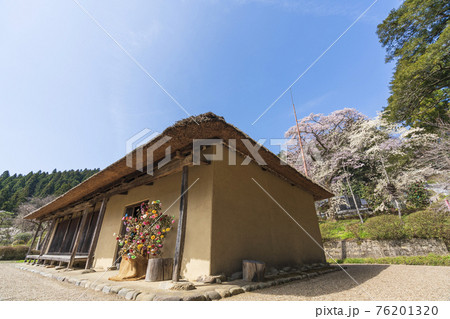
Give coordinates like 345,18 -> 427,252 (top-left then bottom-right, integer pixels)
24,112 -> 333,220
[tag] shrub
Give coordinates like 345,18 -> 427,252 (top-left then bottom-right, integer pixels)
13,232 -> 33,243
405,210 -> 450,240
0,239 -> 11,246
362,215 -> 405,240
0,245 -> 31,260
12,240 -> 26,246
406,181 -> 430,210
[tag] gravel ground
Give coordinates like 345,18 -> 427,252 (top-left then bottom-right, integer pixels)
226,264 -> 450,301
1,263 -> 448,301
0,262 -> 124,301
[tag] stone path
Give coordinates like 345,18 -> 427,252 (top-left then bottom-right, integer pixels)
225,264 -> 450,301
0,262 -> 123,301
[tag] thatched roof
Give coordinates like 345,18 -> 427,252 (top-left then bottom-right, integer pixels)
24,112 -> 333,220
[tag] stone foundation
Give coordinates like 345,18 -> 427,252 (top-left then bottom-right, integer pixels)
323,238 -> 448,260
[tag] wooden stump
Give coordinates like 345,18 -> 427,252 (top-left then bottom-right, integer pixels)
146,258 -> 173,282
243,260 -> 265,282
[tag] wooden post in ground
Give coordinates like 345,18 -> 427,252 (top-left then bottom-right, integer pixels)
35,226 -> 43,251
67,209 -> 90,269
172,166 -> 189,282
85,197 -> 108,269
39,218 -> 56,258
243,260 -> 266,282
26,221 -> 42,260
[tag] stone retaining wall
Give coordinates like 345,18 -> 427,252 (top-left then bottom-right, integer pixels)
323,238 -> 448,260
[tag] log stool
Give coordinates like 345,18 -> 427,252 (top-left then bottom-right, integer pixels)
243,260 -> 265,282
145,258 -> 173,282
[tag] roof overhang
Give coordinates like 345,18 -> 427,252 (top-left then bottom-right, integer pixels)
24,113 -> 333,220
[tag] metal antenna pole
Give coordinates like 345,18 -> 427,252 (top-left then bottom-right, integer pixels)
290,88 -> 309,177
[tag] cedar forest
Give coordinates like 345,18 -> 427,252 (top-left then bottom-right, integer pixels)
0,169 -> 99,213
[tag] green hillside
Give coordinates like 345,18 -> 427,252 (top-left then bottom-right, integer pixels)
0,169 -> 100,213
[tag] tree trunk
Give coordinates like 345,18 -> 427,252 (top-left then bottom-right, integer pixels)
146,258 -> 173,282
243,260 -> 265,282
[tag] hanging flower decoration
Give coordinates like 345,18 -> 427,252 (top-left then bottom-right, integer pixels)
116,200 -> 175,259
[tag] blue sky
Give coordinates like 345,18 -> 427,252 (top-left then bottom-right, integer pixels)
0,0 -> 400,175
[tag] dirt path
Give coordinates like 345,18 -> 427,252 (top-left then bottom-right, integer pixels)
0,263 -> 123,301
226,264 -> 450,301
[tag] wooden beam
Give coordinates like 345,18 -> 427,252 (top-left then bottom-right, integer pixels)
42,202 -> 94,221
172,165 -> 190,282
99,154 -> 195,199
85,197 -> 109,269
40,254 -> 88,263
39,219 -> 56,257
26,221 -> 42,259
40,154 -> 203,222
67,209 -> 90,269
35,226 -> 44,251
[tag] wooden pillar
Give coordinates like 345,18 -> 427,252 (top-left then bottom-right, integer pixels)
26,221 -> 42,258
36,225 -> 46,251
35,230 -> 42,251
85,197 -> 108,269
172,166 -> 189,282
67,209 -> 89,269
39,218 -> 56,257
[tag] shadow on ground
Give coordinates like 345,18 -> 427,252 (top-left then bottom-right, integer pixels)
255,264 -> 389,298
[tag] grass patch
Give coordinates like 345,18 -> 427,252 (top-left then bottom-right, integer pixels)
328,254 -> 450,266
319,219 -> 365,241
